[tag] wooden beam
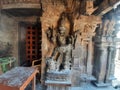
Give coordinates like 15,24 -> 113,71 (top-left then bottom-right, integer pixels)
93,0 -> 120,16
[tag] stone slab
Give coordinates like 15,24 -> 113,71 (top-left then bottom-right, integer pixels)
93,82 -> 111,87
45,80 -> 71,86
71,83 -> 118,90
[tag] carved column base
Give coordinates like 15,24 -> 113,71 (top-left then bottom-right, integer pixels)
93,75 -> 116,87
93,82 -> 112,87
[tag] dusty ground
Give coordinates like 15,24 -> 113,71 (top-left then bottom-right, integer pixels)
25,82 -> 119,90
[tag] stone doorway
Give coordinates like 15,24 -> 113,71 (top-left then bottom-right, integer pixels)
18,21 -> 42,66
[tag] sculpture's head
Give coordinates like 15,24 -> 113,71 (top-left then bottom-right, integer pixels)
59,26 -> 66,35
46,27 -> 53,40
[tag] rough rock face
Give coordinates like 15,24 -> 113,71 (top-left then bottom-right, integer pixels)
40,1 -> 102,89
41,2 -> 101,59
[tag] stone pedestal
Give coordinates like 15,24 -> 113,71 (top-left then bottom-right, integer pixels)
45,71 -> 71,90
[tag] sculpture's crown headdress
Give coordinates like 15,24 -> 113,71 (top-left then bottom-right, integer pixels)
59,26 -> 66,31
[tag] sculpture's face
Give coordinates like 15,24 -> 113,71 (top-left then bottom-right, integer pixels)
59,26 -> 66,35
46,28 -> 52,39
47,30 -> 51,37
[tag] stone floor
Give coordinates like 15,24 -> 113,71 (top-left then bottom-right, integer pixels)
71,83 -> 119,90
25,82 -> 120,90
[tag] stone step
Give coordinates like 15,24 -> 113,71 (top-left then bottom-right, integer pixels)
71,84 -> 118,90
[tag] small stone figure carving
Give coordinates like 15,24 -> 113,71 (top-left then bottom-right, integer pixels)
46,27 -> 54,43
86,0 -> 98,15
102,19 -> 109,36
102,18 -> 115,36
46,57 -> 56,72
107,19 -> 115,36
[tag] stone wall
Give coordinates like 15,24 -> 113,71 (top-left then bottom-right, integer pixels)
0,12 -> 18,65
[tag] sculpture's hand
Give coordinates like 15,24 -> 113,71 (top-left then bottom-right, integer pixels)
49,56 -> 54,60
73,30 -> 80,37
74,29 -> 80,35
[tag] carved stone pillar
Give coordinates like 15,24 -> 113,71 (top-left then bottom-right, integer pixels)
109,46 -> 116,79
93,36 -> 116,87
86,40 -> 93,75
105,46 -> 116,83
94,44 -> 108,86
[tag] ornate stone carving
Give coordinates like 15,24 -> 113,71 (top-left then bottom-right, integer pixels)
93,14 -> 116,86
99,17 -> 116,37
86,0 -> 98,15
93,39 -> 116,87
46,25 -> 79,71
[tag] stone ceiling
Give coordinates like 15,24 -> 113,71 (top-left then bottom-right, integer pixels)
2,8 -> 42,17
0,0 -> 119,17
